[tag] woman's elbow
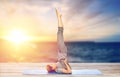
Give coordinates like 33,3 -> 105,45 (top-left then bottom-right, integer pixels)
67,70 -> 72,74
64,69 -> 72,74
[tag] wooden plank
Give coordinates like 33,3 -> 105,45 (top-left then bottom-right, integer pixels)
0,63 -> 120,77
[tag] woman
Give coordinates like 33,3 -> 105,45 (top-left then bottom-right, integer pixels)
46,9 -> 72,74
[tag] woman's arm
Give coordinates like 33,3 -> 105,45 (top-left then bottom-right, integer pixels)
56,59 -> 72,74
61,59 -> 72,73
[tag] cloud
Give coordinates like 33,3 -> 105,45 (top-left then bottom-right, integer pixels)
66,24 -> 119,41
63,0 -> 95,20
0,0 -> 120,42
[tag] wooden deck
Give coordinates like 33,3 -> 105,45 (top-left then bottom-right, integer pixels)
0,63 -> 120,77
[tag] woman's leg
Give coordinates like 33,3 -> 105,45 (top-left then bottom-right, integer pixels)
57,27 -> 67,60
55,8 -> 72,74
56,8 -> 67,60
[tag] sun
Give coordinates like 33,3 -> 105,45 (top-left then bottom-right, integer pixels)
5,29 -> 29,44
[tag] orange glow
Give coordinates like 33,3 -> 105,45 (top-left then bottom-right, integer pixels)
5,29 -> 29,44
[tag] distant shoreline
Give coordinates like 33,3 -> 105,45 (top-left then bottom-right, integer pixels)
0,38 -> 120,43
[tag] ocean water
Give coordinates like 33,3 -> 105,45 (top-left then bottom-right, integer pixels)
66,42 -> 120,63
0,41 -> 120,62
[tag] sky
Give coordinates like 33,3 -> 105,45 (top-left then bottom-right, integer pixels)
0,0 -> 120,42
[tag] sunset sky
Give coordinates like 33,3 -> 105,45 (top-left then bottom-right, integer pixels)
0,0 -> 120,42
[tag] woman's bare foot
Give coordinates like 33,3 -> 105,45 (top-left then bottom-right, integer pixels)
55,8 -> 63,27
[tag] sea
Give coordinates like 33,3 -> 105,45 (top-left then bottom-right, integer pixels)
66,42 -> 120,63
0,41 -> 120,63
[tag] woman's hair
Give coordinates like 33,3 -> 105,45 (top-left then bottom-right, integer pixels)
46,65 -> 56,72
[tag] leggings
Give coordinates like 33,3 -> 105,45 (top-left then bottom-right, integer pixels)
57,27 -> 67,61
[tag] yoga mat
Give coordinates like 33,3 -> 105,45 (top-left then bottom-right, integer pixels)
23,69 -> 102,75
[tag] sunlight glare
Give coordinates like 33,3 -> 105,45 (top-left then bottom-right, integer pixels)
5,29 -> 29,44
